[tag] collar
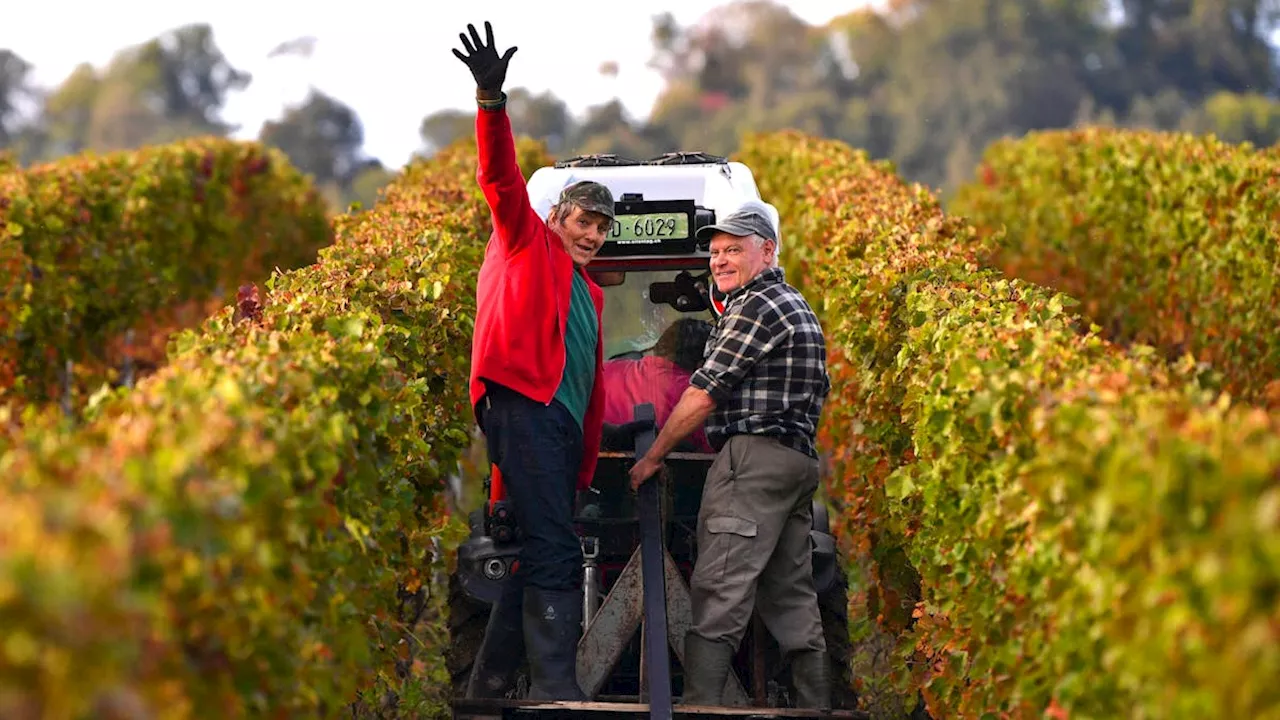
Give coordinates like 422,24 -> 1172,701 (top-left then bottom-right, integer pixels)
726,265 -> 785,301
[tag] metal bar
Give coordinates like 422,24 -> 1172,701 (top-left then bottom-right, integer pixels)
583,536 -> 602,633
639,617 -> 648,702
574,515 -> 750,705
751,614 -> 766,706
577,548 -> 645,697
661,550 -> 751,706
452,698 -> 870,718
599,451 -> 717,461
633,403 -> 673,720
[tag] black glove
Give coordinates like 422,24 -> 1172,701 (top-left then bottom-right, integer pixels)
451,21 -> 517,98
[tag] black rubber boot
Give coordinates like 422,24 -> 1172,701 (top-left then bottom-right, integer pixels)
522,585 -> 586,700
465,577 -> 526,698
790,649 -> 831,710
680,632 -> 734,706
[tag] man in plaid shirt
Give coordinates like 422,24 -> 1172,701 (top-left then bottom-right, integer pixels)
629,200 -> 832,709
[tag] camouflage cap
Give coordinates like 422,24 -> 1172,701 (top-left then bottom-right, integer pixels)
558,180 -> 616,220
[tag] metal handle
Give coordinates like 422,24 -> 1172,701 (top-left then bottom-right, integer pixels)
632,403 -> 672,720
582,536 -> 601,633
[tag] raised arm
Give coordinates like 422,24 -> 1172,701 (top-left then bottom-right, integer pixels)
452,21 -> 541,254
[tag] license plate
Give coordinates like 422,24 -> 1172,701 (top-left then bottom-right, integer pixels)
608,212 -> 689,244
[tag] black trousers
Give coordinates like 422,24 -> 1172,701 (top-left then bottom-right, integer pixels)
479,382 -> 583,591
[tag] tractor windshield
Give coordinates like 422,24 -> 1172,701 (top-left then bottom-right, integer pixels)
596,269 -> 716,452
599,270 -> 710,359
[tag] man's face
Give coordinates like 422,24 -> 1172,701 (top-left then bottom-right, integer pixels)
709,232 -> 773,294
552,204 -> 612,267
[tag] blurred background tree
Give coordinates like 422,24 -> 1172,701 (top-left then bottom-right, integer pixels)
5,0 -> 1280,204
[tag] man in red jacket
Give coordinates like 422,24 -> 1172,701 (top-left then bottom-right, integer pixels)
453,22 -> 610,701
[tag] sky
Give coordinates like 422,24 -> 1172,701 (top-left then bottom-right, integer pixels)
1,0 -> 883,169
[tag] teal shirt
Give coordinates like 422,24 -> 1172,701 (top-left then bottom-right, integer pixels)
553,271 -> 598,430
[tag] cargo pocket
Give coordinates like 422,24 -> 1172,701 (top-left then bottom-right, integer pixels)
698,515 -> 759,587
707,515 -> 757,538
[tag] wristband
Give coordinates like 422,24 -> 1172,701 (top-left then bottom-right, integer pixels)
476,89 -> 506,109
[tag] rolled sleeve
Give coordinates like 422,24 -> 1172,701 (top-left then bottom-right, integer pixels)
688,366 -> 732,404
690,300 -> 781,403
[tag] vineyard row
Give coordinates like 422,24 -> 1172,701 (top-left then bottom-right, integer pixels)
0,127 -> 1277,719
0,136 -> 554,718
952,126 -> 1280,405
0,137 -> 333,414
741,129 -> 1280,719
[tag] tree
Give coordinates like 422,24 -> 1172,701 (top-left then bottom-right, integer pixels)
28,23 -> 250,159
79,23 -> 250,150
141,23 -> 251,136
506,88 -> 574,153
259,88 -> 367,190
847,0 -> 1111,190
418,108 -> 475,156
641,1 -> 845,157
1178,90 -> 1280,146
347,159 -> 396,212
571,99 -> 664,159
39,63 -> 99,158
648,1 -> 820,104
0,50 -> 39,149
416,86 -> 576,157
1112,0 -> 1280,105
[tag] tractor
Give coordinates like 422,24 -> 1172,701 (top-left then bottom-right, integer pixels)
448,151 -> 863,719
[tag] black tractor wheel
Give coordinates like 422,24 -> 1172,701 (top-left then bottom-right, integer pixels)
445,568 -> 489,696
753,544 -> 859,710
445,568 -> 533,699
445,508 -> 530,700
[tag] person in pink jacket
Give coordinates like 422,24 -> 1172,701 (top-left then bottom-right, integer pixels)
602,318 -> 714,453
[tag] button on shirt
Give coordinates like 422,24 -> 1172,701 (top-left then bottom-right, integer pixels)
689,266 -> 830,459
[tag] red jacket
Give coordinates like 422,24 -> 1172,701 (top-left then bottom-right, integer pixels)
468,104 -> 606,491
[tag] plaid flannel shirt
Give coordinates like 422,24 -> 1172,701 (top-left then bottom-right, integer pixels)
689,266 -> 830,459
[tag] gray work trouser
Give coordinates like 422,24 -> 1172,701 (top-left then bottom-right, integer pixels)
688,434 -> 826,655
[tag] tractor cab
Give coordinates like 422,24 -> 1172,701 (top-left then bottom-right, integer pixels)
451,152 -> 857,718
528,150 -> 778,322
525,152 -> 780,452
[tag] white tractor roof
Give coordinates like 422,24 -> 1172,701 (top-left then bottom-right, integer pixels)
525,155 -> 782,249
